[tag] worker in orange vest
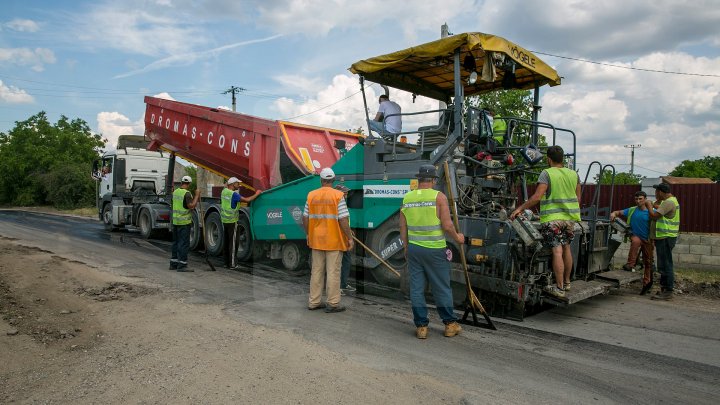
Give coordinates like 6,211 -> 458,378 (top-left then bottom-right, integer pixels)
302,168 -> 354,313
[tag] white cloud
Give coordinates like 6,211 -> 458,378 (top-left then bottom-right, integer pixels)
0,80 -> 34,104
0,47 -> 56,71
74,6 -> 208,57
540,49 -> 720,178
476,0 -> 720,59
3,18 -> 40,32
97,111 -> 145,149
271,74 -> 440,135
113,35 -> 282,79
255,0 -> 467,38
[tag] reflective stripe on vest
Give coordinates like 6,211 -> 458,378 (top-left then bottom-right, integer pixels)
172,188 -> 192,225
539,167 -> 581,223
306,187 -> 347,251
656,196 -> 680,238
401,189 -> 445,248
220,187 -> 239,224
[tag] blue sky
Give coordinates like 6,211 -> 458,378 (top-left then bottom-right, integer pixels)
1,0 -> 719,180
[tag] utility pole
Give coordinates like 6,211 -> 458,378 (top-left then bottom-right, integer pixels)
624,144 -> 641,175
222,86 -> 245,112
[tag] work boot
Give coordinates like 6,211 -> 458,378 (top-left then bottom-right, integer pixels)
324,305 -> 346,313
416,326 -> 428,339
639,281 -> 653,295
444,322 -> 462,337
177,266 -> 194,272
651,290 -> 673,301
543,285 -> 565,298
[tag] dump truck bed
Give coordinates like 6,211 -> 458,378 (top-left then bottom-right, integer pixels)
144,96 -> 362,189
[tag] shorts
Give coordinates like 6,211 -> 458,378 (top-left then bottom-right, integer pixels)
540,220 -> 576,248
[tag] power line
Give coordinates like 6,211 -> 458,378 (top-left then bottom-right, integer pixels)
532,51 -> 720,77
281,90 -> 364,121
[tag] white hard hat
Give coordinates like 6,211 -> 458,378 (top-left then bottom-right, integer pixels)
320,168 -> 335,179
181,175 -> 192,183
227,176 -> 241,185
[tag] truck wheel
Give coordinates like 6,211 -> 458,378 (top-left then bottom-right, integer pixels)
138,209 -> 155,239
235,215 -> 254,262
366,214 -> 405,287
102,203 -> 117,232
204,211 -> 224,256
189,210 -> 202,251
281,241 -> 308,275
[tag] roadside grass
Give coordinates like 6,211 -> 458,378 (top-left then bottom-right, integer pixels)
676,268 -> 720,284
4,206 -> 96,218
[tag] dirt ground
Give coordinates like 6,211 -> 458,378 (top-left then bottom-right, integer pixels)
0,238 -> 463,404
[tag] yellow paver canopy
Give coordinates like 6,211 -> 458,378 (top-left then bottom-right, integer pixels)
349,32 -> 561,100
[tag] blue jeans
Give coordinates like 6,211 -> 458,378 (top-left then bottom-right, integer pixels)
340,251 -> 351,288
171,224 -> 191,267
368,120 -> 398,138
655,237 -> 677,291
408,244 -> 456,327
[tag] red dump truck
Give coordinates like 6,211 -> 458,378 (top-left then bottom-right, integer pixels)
95,96 -> 362,259
143,96 -> 363,257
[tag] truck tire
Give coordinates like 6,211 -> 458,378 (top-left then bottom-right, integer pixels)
189,210 -> 202,251
138,209 -> 155,239
203,211 -> 224,256
281,241 -> 308,275
235,215 -> 254,262
102,203 -> 118,232
366,214 -> 405,287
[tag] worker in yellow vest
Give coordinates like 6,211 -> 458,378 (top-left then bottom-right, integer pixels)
221,177 -> 261,270
303,168 -> 354,313
170,175 -> 201,272
510,145 -> 581,299
646,183 -> 680,301
399,164 -> 465,339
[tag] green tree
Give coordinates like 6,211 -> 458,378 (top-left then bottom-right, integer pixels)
594,169 -> 643,185
669,156 -> 720,181
0,112 -> 105,208
466,89 -> 534,120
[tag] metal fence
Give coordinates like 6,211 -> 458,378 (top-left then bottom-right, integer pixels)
522,183 -> 720,233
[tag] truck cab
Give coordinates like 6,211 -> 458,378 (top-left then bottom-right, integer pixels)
92,135 -> 171,237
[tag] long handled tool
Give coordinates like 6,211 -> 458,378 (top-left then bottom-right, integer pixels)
443,161 -> 496,330
197,200 -> 216,272
351,235 -> 401,278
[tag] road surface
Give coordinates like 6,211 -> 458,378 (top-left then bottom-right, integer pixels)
1,209 -> 718,404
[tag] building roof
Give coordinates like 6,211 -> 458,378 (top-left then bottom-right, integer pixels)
661,176 -> 714,184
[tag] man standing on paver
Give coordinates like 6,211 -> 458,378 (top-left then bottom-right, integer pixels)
646,183 -> 680,301
400,164 -> 465,339
170,175 -> 201,272
510,145 -> 581,298
303,168 -> 354,313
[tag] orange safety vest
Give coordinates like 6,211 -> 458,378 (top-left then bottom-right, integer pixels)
306,186 -> 347,251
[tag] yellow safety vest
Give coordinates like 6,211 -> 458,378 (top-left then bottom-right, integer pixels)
492,114 -> 507,144
401,189 -> 445,249
220,187 -> 239,224
655,196 -> 680,239
172,188 -> 192,225
539,167 -> 581,223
